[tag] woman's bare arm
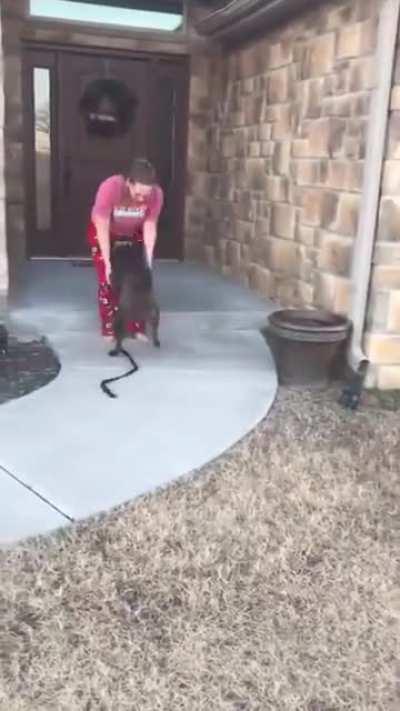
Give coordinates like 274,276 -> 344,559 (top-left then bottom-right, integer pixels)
93,215 -> 112,282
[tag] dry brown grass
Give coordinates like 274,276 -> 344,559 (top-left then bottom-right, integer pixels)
0,387 -> 399,711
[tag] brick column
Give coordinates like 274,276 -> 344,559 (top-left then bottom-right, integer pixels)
1,0 -> 28,287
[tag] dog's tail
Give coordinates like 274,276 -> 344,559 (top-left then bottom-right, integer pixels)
100,347 -> 139,399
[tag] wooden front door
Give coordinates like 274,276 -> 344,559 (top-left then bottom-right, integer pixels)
23,47 -> 188,259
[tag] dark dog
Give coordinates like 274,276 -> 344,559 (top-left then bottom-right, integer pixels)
100,241 -> 160,398
111,241 -> 161,353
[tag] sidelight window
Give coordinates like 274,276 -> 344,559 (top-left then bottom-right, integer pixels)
33,67 -> 52,231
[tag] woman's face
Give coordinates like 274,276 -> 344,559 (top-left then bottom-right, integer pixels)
127,180 -> 153,203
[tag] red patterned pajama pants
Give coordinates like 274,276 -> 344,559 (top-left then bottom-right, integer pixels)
87,221 -> 145,337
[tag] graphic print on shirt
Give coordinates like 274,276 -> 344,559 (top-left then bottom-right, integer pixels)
113,206 -> 147,220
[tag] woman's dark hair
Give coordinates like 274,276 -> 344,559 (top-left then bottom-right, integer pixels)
125,158 -> 156,185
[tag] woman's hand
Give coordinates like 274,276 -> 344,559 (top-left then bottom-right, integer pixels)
143,220 -> 157,269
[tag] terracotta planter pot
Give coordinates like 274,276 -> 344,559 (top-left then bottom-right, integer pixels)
264,309 -> 351,389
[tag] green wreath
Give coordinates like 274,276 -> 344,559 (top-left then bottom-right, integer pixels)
79,78 -> 138,138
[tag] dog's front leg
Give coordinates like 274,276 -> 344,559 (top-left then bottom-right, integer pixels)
151,304 -> 161,348
110,307 -> 124,357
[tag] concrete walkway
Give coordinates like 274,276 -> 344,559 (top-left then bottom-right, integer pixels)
0,261 -> 277,543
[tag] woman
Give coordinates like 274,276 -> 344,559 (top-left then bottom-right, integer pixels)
88,158 -> 163,339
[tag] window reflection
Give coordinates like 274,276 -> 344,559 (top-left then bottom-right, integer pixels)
33,67 -> 51,231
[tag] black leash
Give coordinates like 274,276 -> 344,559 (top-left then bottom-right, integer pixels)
100,347 -> 139,399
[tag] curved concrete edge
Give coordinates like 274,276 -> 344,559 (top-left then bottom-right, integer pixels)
0,331 -> 277,544
0,261 -> 278,543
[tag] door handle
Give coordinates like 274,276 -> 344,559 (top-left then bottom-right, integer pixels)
63,156 -> 72,195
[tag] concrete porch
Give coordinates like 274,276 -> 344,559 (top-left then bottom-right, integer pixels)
0,260 -> 277,544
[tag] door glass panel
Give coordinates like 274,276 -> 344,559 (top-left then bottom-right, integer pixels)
33,67 -> 51,231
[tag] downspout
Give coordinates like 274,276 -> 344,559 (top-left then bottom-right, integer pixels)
349,0 -> 400,374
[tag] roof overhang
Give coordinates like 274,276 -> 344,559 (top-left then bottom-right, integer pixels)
192,0 -> 325,45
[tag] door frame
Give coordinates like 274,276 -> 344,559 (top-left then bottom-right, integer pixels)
22,41 -> 190,260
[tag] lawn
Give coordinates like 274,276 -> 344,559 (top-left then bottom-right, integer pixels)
0,387 -> 399,710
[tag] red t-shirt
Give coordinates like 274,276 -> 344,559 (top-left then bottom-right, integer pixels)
91,175 -> 164,238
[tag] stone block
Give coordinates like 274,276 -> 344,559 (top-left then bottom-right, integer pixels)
308,117 -> 347,158
348,57 -> 376,92
391,86 -> 400,111
268,40 -> 293,69
317,232 -> 353,276
248,160 -> 267,191
244,95 -> 265,124
298,280 -> 314,306
302,189 -> 339,229
268,67 -> 290,104
204,245 -> 217,268
248,263 -> 274,298
300,78 -> 324,119
387,290 -> 400,332
259,124 -> 272,141
267,237 -> 299,275
343,136 -> 365,160
366,334 -> 400,364
386,113 -> 400,159
254,218 -> 270,239
271,203 -> 296,239
273,142 -> 291,176
261,141 -> 274,157
373,242 -> 400,265
336,19 -> 378,60
372,266 -> 400,290
377,366 -> 400,389
314,272 -> 351,314
216,239 -> 228,265
351,93 -> 371,117
237,45 -> 259,79
292,140 -> 311,158
226,240 -> 241,269
265,175 -> 288,202
295,160 -> 323,187
324,161 -> 363,192
331,193 -> 361,236
366,290 -> 390,330
235,220 -> 254,244
322,96 -> 352,118
378,198 -> 400,242
251,236 -> 269,264
382,161 -> 400,195
296,224 -> 317,246
222,134 -> 235,158
249,141 -> 261,158
270,106 -> 293,140
303,34 -> 335,78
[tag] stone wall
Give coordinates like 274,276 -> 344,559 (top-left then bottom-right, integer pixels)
186,0 -> 380,313
0,5 -> 9,296
366,35 -> 400,389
